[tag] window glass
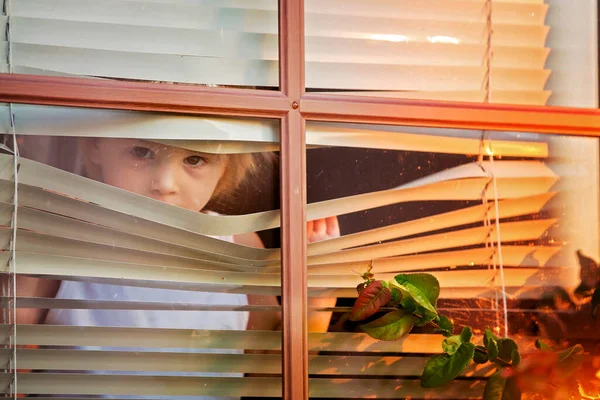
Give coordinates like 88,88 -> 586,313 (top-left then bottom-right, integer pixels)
1,0 -> 280,89
306,121 -> 600,398
0,104 -> 284,399
303,0 -> 599,108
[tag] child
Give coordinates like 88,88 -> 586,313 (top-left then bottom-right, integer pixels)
12,137 -> 338,397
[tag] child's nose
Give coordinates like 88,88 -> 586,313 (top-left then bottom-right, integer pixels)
150,163 -> 179,196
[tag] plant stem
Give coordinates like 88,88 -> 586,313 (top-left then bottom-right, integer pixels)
494,358 -> 512,367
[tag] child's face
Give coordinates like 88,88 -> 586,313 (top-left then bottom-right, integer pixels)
88,138 -> 226,211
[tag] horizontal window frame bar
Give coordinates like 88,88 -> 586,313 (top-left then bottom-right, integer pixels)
300,92 -> 600,136
1,75 -> 600,135
0,74 -> 291,119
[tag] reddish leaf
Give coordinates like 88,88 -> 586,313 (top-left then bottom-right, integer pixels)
350,280 -> 392,321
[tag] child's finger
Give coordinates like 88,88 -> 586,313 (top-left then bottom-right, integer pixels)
313,218 -> 327,238
325,216 -> 340,238
307,220 -> 314,236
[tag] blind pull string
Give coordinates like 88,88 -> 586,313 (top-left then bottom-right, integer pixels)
4,0 -> 12,73
481,0 -> 509,338
489,153 -> 509,338
484,0 -> 493,104
8,104 -> 18,399
478,132 -> 501,331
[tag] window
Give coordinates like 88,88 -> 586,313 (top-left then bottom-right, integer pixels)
1,0 -> 599,399
3,0 -> 280,88
1,104 -> 283,398
305,123 -> 599,398
303,0 -> 599,108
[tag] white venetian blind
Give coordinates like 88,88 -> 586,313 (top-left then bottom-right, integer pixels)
1,0 -> 551,104
1,104 -> 594,398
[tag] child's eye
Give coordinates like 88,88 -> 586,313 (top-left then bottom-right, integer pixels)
184,155 -> 206,166
131,146 -> 154,159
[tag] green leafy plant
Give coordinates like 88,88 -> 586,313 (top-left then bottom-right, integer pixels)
350,270 -> 591,399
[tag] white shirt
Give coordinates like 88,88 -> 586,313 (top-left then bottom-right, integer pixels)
45,233 -> 250,400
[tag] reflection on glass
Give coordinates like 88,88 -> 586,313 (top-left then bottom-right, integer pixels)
3,0 -> 280,88
0,105 -> 283,398
305,122 -> 600,398
304,0 -> 598,108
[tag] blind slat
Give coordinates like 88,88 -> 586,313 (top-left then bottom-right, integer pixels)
0,155 -> 559,236
12,17 -> 550,69
0,297 -> 281,312
13,0 -> 547,29
309,245 -> 565,274
138,0 -> 547,23
309,193 -> 554,256
0,202 -> 275,269
2,217 -> 556,279
1,249 -> 569,294
2,104 -> 279,143
0,349 -> 495,377
0,179 -> 276,262
2,324 -> 523,353
138,0 -> 546,10
314,90 -> 552,105
11,44 -> 550,90
4,105 -> 548,157
308,219 -> 556,264
0,373 -> 489,398
305,124 -> 548,157
0,229 -> 278,272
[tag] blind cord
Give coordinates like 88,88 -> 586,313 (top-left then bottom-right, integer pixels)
481,0 -> 509,338
489,154 -> 509,338
484,0 -> 493,103
4,0 -> 12,73
9,104 -> 18,400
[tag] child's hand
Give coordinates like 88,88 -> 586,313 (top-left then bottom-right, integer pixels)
307,216 -> 340,243
307,217 -> 340,332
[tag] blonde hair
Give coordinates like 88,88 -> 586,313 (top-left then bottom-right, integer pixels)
79,138 -> 273,205
212,152 -> 272,200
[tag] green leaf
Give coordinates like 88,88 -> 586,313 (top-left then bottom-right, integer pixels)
433,315 -> 454,337
535,339 -> 551,351
433,328 -> 453,337
360,310 -> 416,341
433,330 -> 452,337
414,308 -> 438,327
592,288 -> 600,319
400,295 -> 417,314
557,344 -> 585,378
439,327 -> 472,362
438,315 -> 454,332
389,287 -> 403,307
460,326 -> 473,343
350,280 -> 392,321
483,371 -> 521,400
420,342 -> 475,388
496,339 -> 519,366
558,344 -> 583,362
394,273 -> 440,315
442,335 -> 462,356
487,339 -> 499,362
484,327 -> 499,348
510,350 -> 521,367
474,346 -> 489,364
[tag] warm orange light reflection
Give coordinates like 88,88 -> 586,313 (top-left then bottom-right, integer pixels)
577,381 -> 600,399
